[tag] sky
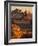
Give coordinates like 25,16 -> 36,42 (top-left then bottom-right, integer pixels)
11,6 -> 32,13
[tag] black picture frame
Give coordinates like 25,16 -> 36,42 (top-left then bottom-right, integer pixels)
4,1 -> 37,45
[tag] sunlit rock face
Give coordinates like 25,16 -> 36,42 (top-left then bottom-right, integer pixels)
11,24 -> 23,38
11,9 -> 32,39
11,24 -> 32,38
